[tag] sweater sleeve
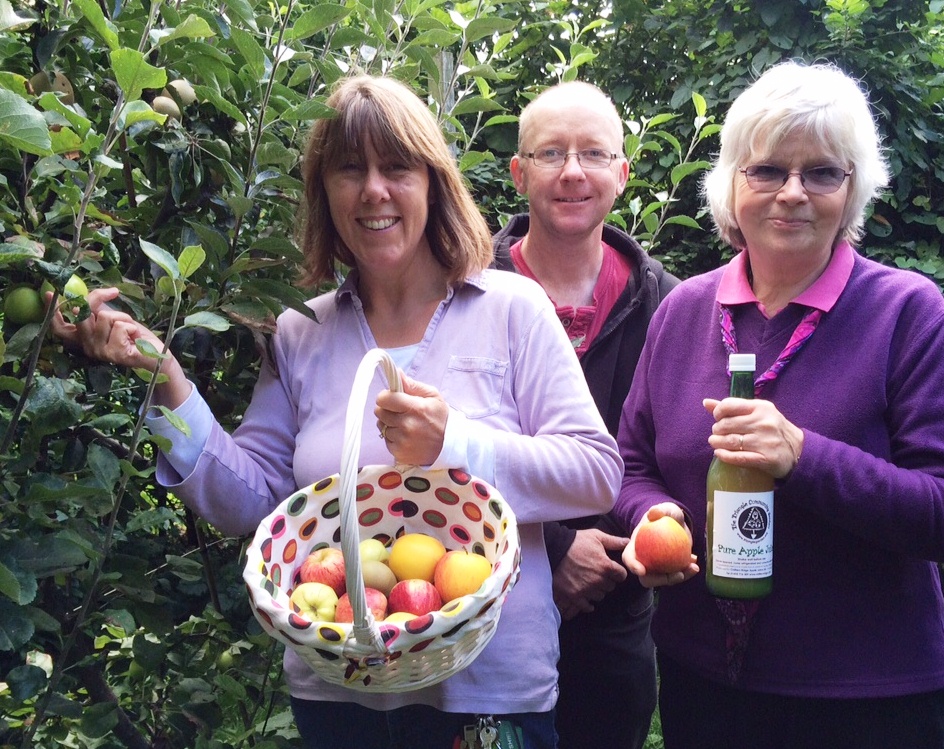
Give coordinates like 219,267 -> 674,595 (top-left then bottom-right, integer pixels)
155,340 -> 301,536
783,294 -> 944,562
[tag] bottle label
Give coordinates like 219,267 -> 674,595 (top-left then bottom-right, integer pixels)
710,490 -> 774,578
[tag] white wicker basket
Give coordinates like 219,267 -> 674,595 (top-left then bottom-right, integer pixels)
243,348 -> 520,691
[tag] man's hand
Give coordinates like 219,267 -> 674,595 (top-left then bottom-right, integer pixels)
552,529 -> 629,620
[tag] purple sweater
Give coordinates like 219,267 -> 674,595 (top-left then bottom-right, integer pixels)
614,248 -> 944,697
157,269 -> 621,712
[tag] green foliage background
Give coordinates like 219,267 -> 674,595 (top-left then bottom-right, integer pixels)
0,0 -> 941,746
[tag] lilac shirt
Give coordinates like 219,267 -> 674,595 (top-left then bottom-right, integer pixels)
152,268 -> 622,712
614,244 -> 944,697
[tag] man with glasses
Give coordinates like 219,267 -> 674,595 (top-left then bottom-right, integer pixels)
493,81 -> 679,749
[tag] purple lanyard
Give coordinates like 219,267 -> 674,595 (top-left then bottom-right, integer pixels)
719,304 -> 823,396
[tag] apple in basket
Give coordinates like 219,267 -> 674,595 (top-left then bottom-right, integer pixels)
388,579 -> 443,616
335,588 -> 388,623
388,533 -> 446,583
434,550 -> 493,603
299,547 -> 346,595
289,582 -> 340,622
359,538 -> 390,564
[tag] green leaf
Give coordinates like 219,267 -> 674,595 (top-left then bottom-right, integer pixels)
465,16 -> 518,43
664,215 -> 703,229
451,96 -> 503,116
0,89 -> 52,156
73,0 -> 120,50
231,27 -> 266,81
670,160 -> 711,185
116,99 -> 166,132
0,598 -> 34,650
282,97 -> 336,122
140,239 -> 180,279
6,665 -> 46,701
110,48 -> 167,102
285,4 -> 352,40
692,92 -> 707,118
223,0 -> 259,32
158,14 -> 216,45
80,702 -> 119,739
0,558 -> 36,605
87,442 -> 121,491
183,311 -> 232,332
178,245 -> 206,279
157,405 -> 192,436
10,535 -> 89,578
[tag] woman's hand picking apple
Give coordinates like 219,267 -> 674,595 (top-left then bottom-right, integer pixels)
622,502 -> 699,588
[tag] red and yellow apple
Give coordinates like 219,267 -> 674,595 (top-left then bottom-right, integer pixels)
634,510 -> 693,574
289,581 -> 339,622
433,550 -> 492,603
298,547 -> 346,595
362,559 -> 398,596
388,533 -> 446,583
388,579 -> 443,616
335,587 -> 388,623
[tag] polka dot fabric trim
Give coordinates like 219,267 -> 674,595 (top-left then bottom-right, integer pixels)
243,464 -> 520,692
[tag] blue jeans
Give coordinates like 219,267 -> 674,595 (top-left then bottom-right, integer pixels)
290,697 -> 557,749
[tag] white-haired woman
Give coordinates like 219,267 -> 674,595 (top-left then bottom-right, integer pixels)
615,60 -> 944,748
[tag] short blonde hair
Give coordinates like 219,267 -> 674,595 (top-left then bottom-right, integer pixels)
298,75 -> 493,286
703,61 -> 889,249
517,81 -> 625,154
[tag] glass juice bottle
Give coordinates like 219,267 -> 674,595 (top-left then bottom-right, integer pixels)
706,353 -> 775,599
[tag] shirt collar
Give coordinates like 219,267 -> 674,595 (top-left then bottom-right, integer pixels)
334,268 -> 486,306
717,241 -> 854,313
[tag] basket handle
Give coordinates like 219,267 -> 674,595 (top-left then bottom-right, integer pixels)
339,349 -> 403,650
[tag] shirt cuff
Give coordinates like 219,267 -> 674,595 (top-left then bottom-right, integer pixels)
429,407 -> 496,484
144,382 -> 213,478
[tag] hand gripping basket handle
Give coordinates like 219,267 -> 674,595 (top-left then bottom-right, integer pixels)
340,349 -> 403,651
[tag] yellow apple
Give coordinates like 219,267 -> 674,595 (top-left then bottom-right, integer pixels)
433,550 -> 493,603
388,533 -> 446,583
289,581 -> 339,622
384,611 -> 418,623
359,537 -> 390,564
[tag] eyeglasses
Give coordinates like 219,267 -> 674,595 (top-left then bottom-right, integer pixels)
739,164 -> 853,194
524,148 -> 619,169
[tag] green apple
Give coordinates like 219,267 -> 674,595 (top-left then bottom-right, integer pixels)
359,538 -> 390,564
63,274 -> 89,298
289,581 -> 339,622
4,286 -> 45,324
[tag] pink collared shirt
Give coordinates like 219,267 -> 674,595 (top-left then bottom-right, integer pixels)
717,241 -> 855,316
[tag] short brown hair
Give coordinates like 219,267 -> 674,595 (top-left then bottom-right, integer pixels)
298,75 -> 493,287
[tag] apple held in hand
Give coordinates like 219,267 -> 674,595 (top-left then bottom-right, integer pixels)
433,550 -> 493,603
634,510 -> 693,574
335,588 -> 388,623
388,533 -> 446,583
290,582 -> 339,622
388,579 -> 443,616
299,547 -> 346,595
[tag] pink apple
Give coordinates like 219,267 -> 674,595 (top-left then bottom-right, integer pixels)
335,587 -> 388,623
289,582 -> 339,622
388,579 -> 443,616
298,547 -> 346,596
